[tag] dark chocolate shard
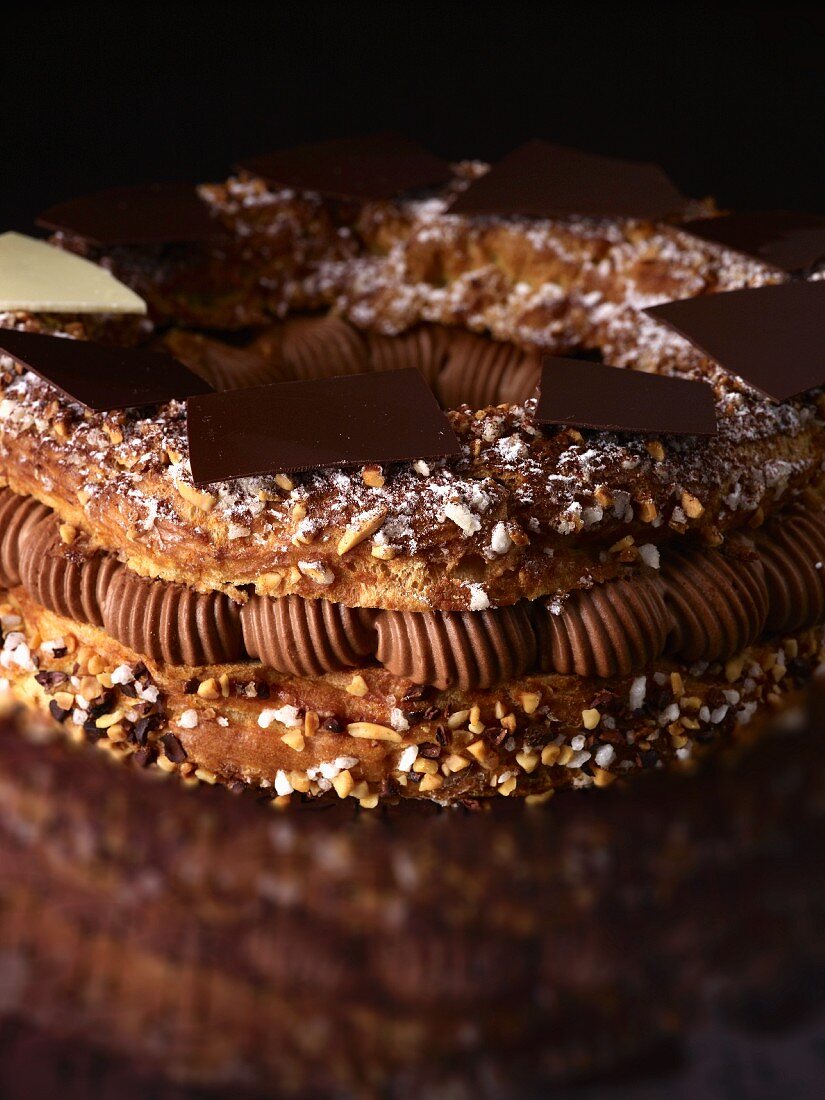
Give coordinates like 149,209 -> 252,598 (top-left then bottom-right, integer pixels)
644,282 -> 825,402
449,140 -> 687,220
186,367 -> 461,485
37,182 -> 225,247
237,132 -> 452,201
0,329 -> 212,411
679,211 -> 825,274
536,356 -> 716,435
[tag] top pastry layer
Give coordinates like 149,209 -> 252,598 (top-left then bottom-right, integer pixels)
0,307 -> 822,612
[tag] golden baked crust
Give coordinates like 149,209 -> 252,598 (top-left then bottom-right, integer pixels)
0,312 -> 823,612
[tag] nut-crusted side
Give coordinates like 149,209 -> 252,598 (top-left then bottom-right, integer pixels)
2,587 -> 821,806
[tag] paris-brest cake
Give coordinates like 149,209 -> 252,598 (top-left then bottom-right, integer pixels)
1,135 -> 824,806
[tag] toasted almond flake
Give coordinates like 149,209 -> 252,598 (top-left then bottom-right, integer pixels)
412,757 -> 438,775
638,500 -> 659,523
681,491 -> 705,519
176,480 -> 216,512
466,739 -> 488,763
297,560 -> 334,586
274,473 -> 295,492
304,710 -> 319,737
370,544 -> 397,560
520,692 -> 541,715
418,773 -> 443,793
337,509 -> 388,556
346,722 -> 401,742
346,674 -> 369,697
646,440 -> 665,461
609,535 -> 634,553
516,750 -> 538,773
498,776 -> 518,796
361,466 -> 385,488
281,729 -> 305,752
447,709 -> 470,729
95,708 -> 125,730
332,769 -> 354,798
593,766 -> 617,787
443,753 -> 470,773
541,743 -> 561,766
581,708 -> 600,729
197,677 -> 220,700
725,654 -> 746,682
54,690 -> 74,711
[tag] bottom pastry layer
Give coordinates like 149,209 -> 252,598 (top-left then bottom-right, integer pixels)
0,586 -> 822,805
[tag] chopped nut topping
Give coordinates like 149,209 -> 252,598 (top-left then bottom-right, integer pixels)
346,674 -> 369,697
59,523 -> 77,546
297,560 -> 334,585
516,750 -> 539,773
346,722 -> 401,742
371,544 -> 397,560
681,491 -> 704,519
361,466 -> 385,488
281,729 -> 305,752
197,677 -> 221,700
337,509 -> 388,556
418,773 -> 443,793
581,708 -> 601,729
646,440 -> 665,461
176,481 -> 216,512
520,692 -> 541,715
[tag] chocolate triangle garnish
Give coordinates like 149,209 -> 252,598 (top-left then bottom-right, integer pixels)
0,329 -> 212,411
37,182 -> 225,247
187,368 -> 461,485
536,356 -> 716,435
449,140 -> 687,220
679,211 -> 825,273
237,132 -> 452,202
645,282 -> 825,402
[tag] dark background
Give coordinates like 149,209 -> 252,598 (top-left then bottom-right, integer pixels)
3,2 -> 824,228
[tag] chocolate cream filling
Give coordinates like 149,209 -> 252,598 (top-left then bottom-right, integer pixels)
165,314 -> 544,410
3,488 -> 825,690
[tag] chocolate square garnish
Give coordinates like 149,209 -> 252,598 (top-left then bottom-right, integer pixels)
449,140 -> 687,221
36,182 -> 225,247
536,356 -> 716,435
186,368 -> 461,485
644,282 -> 825,402
679,211 -> 825,273
0,329 -> 212,410
236,132 -> 452,202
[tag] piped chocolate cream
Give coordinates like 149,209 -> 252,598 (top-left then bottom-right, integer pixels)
756,509 -> 825,633
3,486 -> 825,688
241,594 -> 375,677
20,517 -> 121,628
101,569 -> 245,667
533,575 -> 671,678
374,604 -> 537,691
0,490 -> 49,587
166,316 -> 542,411
661,546 -> 769,662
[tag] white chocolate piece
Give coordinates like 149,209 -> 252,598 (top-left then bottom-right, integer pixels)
0,232 -> 146,315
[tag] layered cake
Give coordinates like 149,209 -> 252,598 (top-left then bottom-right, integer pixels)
0,135 -> 824,806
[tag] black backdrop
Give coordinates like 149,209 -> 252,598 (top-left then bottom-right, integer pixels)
4,2 -> 824,229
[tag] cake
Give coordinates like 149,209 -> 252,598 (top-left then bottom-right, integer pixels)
1,135 -> 824,806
